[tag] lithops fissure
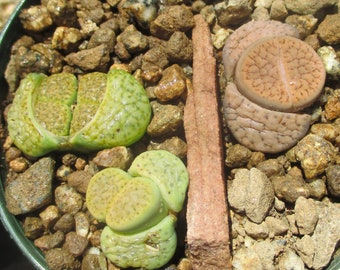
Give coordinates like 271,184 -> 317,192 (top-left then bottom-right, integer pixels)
86,150 -> 189,269
7,69 -> 151,157
222,21 -> 326,153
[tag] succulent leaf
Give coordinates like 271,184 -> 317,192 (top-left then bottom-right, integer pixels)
70,69 -> 151,150
7,73 -> 68,157
86,168 -> 131,222
101,215 -> 177,269
106,176 -> 168,234
128,150 -> 189,212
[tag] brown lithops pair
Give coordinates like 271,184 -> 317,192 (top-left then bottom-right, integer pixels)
223,20 -> 326,153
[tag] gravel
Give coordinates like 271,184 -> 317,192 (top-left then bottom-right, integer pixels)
1,0 -> 340,269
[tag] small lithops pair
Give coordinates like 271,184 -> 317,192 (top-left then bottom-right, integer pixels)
86,150 -> 189,269
7,69 -> 151,157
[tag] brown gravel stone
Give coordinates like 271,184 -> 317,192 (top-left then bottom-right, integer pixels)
34,230 -> 65,251
55,185 -> 83,215
45,248 -> 81,270
5,157 -> 55,215
39,205 -> 61,230
23,217 -> 45,240
326,165 -> 340,197
150,5 -> 194,40
63,231 -> 88,257
53,213 -> 75,233
147,101 -> 183,137
225,144 -> 252,168
316,13 -> 340,45
154,64 -> 187,102
92,146 -> 133,170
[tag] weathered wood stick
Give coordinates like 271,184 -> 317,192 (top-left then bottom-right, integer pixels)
184,14 -> 232,270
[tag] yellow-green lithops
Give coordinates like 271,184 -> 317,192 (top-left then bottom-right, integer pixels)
7,69 -> 151,157
101,215 -> 177,269
85,150 -> 189,269
128,150 -> 189,212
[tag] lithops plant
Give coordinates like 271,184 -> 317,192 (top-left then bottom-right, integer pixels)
222,21 -> 326,153
7,69 -> 151,157
85,150 -> 189,269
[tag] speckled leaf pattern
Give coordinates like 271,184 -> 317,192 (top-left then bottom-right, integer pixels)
7,73 -> 67,157
101,215 -> 177,269
86,168 -> 131,222
128,150 -> 189,212
70,69 -> 152,150
7,69 -> 151,157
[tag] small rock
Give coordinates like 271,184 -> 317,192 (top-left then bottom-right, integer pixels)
307,179 -> 327,200
290,134 -> 336,179
312,201 -> 340,269
247,151 -> 266,168
45,248 -> 81,270
271,168 -> 310,203
228,168 -> 274,223
252,240 -> 284,270
318,46 -> 340,79
232,247 -> 263,269
147,136 -> 187,160
256,158 -> 285,178
254,0 -> 272,8
326,165 -> 340,198
74,212 -> 90,238
278,249 -> 305,270
34,230 -> 65,251
295,197 -> 318,235
244,220 -> 269,239
147,101 -> 183,137
269,0 -> 288,21
265,216 -> 289,236
286,214 -> 299,235
316,13 -> 340,45
65,44 -> 110,71
117,25 -> 148,54
63,231 -> 88,257
62,154 -> 78,167
5,147 -> 21,163
82,253 -> 107,270
251,7 -> 270,21
166,31 -> 193,63
55,185 -> 83,215
141,46 -> 168,83
150,5 -> 194,40
53,213 -> 75,233
154,64 -> 187,102
92,146 -> 133,170
5,157 -> 55,215
23,217 -> 44,240
311,123 -> 339,142
39,205 -> 61,230
212,27 -> 232,50
284,0 -> 337,15
52,27 -> 82,51
119,0 -> 157,29
225,144 -> 252,168
19,5 -> 53,32
324,89 -> 340,120
215,0 -> 252,26
274,197 -> 286,212
56,165 -> 73,181
177,258 -> 193,270
67,170 -> 93,194
295,235 -> 315,268
88,27 -> 116,53
89,229 -> 102,247
8,157 -> 29,173
285,14 -> 318,39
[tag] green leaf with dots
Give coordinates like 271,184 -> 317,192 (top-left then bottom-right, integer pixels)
101,215 -> 177,269
128,150 -> 189,212
7,69 -> 151,157
7,73 -> 77,157
70,69 -> 151,151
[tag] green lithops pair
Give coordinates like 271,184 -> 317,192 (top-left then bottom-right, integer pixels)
7,69 -> 151,157
86,150 -> 189,269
